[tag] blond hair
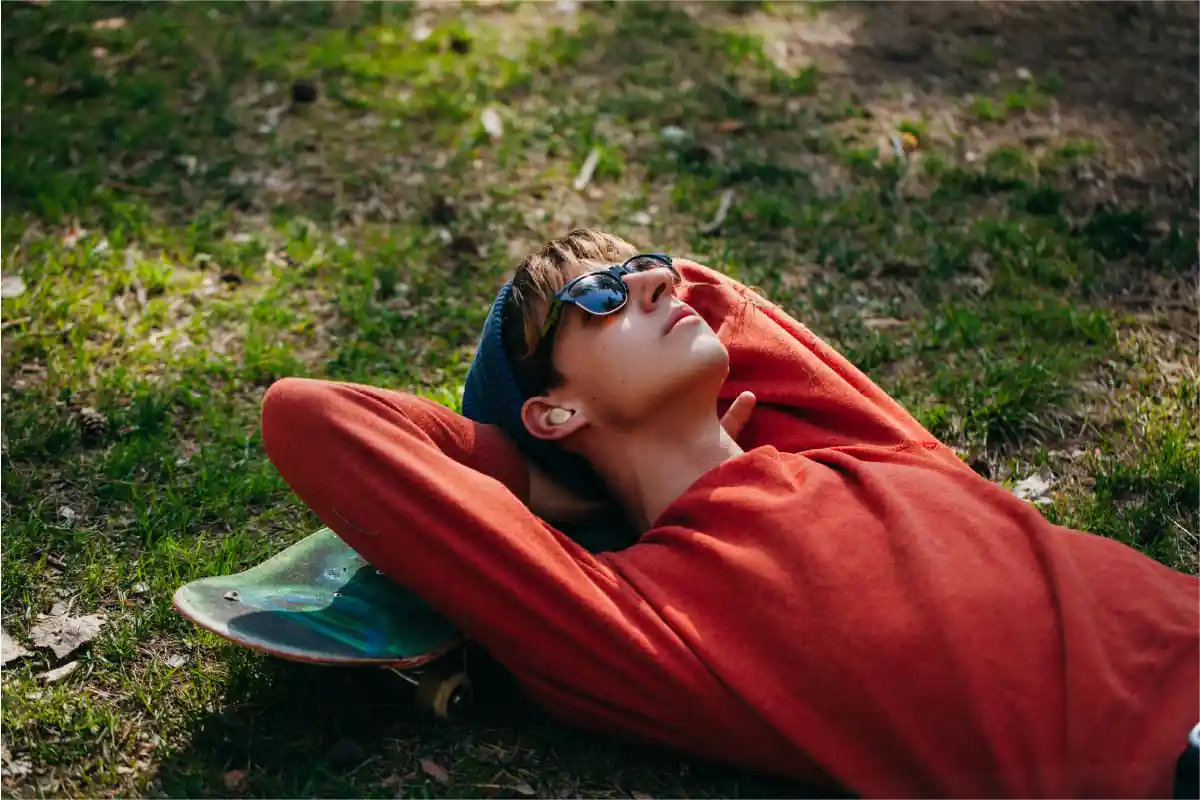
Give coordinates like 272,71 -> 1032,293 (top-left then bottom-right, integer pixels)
502,229 -> 638,396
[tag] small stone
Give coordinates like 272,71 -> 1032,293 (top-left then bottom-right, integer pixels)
660,125 -> 688,143
1,274 -> 27,299
291,79 -> 318,104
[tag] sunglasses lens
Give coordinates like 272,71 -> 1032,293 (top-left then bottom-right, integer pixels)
565,272 -> 626,314
624,254 -> 679,282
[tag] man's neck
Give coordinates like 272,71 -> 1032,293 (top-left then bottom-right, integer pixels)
590,410 -> 744,532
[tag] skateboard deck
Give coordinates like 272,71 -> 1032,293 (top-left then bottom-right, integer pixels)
173,527 -> 462,668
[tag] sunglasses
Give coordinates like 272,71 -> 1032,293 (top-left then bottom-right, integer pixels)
537,253 -> 680,343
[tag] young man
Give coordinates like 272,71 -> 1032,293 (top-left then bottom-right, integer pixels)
260,230 -> 1198,798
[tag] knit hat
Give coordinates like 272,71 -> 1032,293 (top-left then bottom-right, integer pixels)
461,279 -> 600,495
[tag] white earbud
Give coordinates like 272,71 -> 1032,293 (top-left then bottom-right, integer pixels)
547,408 -> 573,426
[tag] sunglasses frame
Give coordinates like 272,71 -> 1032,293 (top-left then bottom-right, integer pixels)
536,253 -> 677,344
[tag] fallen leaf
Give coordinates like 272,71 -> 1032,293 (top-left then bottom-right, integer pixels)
1,275 -> 26,298
39,660 -> 79,683
480,107 -> 504,140
91,17 -> 126,30
1,628 -> 30,665
514,782 -> 536,796
420,758 -> 450,784
165,654 -> 188,669
223,769 -> 247,791
716,119 -> 744,133
1012,472 -> 1054,505
28,612 -> 105,659
863,317 -> 910,331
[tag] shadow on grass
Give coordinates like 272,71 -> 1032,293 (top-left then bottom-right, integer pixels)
154,646 -> 834,798
2,1 -> 1196,796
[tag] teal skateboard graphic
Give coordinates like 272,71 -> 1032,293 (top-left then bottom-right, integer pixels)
175,518 -> 638,718
173,528 -> 471,718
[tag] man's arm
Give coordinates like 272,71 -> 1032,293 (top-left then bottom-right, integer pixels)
676,259 -> 942,454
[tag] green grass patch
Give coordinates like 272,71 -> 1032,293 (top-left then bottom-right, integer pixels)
2,1 -> 1197,796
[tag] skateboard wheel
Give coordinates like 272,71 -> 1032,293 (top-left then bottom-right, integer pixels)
415,670 -> 472,721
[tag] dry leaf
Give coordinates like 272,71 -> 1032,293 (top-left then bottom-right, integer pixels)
39,660 -> 79,683
223,769 -> 247,791
716,119 -> 744,133
1012,472 -> 1054,505
480,108 -> 503,140
420,758 -> 450,784
28,612 -> 105,659
92,17 -> 127,30
1,628 -> 30,665
1,275 -> 26,298
165,654 -> 188,669
514,782 -> 536,796
864,317 -> 910,331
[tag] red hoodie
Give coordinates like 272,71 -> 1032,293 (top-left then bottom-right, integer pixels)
260,261 -> 1198,797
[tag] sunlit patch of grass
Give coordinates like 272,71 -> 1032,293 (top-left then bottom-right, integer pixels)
2,0 -> 1197,796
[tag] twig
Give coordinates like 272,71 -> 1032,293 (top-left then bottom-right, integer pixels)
699,188 -> 735,236
573,147 -> 600,191
104,180 -> 161,196
1,317 -> 30,331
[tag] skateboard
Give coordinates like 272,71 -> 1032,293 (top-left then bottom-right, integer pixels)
174,518 -> 638,719
172,527 -> 471,719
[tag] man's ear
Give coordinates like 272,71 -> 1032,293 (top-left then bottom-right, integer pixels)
521,396 -> 588,441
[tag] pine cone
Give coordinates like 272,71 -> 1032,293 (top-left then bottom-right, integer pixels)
77,406 -> 109,444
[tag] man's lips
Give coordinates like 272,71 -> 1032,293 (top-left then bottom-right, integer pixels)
664,305 -> 699,335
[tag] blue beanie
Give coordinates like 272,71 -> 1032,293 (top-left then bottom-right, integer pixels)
461,280 -> 599,496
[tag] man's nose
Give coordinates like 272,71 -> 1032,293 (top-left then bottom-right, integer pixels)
625,268 -> 676,313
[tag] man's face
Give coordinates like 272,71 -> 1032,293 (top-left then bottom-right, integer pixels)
539,262 -> 729,431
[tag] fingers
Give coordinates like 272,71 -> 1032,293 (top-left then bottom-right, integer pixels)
720,390 -> 757,440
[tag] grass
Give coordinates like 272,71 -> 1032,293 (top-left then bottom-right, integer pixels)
2,1 -> 1197,797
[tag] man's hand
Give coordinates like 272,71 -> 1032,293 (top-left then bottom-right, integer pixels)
721,390 -> 757,442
